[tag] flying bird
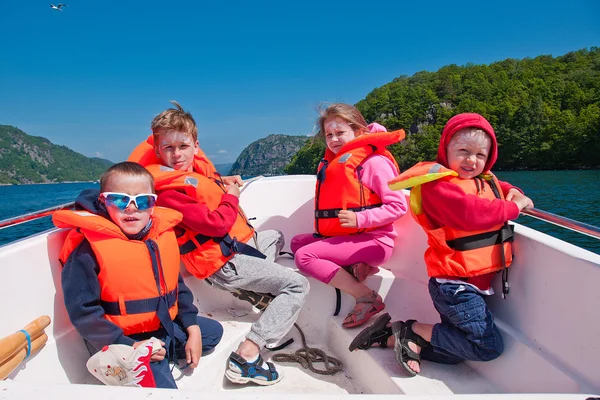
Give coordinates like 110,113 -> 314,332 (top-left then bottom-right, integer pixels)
50,4 -> 67,11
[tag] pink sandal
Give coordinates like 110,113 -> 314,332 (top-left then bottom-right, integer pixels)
342,290 -> 385,329
349,262 -> 371,282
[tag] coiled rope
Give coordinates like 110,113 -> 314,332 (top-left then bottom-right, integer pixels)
272,323 -> 344,375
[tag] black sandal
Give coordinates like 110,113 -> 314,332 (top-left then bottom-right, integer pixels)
391,319 -> 430,377
348,313 -> 392,351
231,288 -> 274,311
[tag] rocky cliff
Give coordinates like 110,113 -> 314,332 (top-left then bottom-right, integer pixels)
229,134 -> 309,176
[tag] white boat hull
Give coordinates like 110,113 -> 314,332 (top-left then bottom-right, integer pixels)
0,175 -> 598,397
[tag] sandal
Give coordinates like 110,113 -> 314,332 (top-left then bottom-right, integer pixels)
348,312 -> 392,351
347,262 -> 371,282
391,319 -> 430,377
231,288 -> 274,311
342,290 -> 385,329
225,352 -> 283,386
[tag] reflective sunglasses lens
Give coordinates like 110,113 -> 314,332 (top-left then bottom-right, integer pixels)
135,195 -> 156,210
105,194 -> 131,210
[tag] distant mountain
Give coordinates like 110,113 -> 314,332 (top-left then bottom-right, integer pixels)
214,163 -> 233,176
0,125 -> 114,184
229,134 -> 309,177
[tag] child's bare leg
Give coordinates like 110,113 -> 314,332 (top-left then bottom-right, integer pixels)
329,268 -> 373,299
330,269 -> 384,327
236,339 -> 260,360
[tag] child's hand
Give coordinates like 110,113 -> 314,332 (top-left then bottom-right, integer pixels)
511,193 -> 534,211
133,340 -> 166,362
505,188 -> 521,201
338,210 -> 358,228
226,183 -> 241,197
184,325 -> 202,369
222,175 -> 243,187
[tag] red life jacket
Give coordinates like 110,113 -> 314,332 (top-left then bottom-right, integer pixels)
314,130 -> 404,236
128,135 -> 219,179
145,164 -> 256,279
390,162 -> 514,290
53,207 -> 183,335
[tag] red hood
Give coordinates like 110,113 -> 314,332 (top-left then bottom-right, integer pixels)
436,113 -> 498,172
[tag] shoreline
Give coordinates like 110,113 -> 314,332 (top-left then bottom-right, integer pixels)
0,181 -> 98,187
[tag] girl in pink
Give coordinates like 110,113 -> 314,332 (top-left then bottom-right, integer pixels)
291,103 -> 407,328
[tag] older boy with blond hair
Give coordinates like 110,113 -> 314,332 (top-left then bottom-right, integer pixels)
129,102 -> 309,386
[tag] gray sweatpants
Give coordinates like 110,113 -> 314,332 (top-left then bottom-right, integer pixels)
207,230 -> 309,348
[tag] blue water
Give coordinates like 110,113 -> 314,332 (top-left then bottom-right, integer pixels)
0,182 -> 98,246
1,171 -> 599,254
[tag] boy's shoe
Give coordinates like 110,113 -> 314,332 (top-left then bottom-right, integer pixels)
225,352 -> 283,386
230,288 -> 275,311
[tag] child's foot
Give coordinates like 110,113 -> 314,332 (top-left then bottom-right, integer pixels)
342,290 -> 385,329
392,320 -> 429,376
225,352 -> 283,386
348,312 -> 393,351
348,262 -> 371,282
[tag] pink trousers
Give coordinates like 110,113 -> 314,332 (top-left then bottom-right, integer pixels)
290,233 -> 393,284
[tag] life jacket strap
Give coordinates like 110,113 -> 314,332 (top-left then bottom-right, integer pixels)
180,232 -> 267,260
314,204 -> 383,219
218,235 -> 267,259
446,224 -> 514,251
179,233 -> 212,255
101,288 -> 177,316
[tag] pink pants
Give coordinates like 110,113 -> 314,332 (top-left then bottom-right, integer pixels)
290,233 -> 393,284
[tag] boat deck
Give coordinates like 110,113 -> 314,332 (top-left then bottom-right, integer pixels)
7,254 -> 497,395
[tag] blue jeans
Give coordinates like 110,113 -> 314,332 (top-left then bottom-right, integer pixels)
129,316 -> 224,389
420,278 -> 503,364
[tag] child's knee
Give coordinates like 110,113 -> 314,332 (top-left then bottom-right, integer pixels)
476,331 -> 504,361
290,235 -> 304,254
292,274 -> 310,295
293,247 -> 312,273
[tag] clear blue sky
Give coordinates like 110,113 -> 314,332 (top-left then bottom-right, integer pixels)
1,0 -> 598,164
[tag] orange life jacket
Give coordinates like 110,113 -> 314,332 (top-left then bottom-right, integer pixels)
128,135 -> 219,179
389,162 -> 514,281
145,164 -> 256,279
314,130 -> 404,237
53,207 -> 183,335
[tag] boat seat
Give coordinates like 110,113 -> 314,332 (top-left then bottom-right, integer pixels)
269,257 -> 498,395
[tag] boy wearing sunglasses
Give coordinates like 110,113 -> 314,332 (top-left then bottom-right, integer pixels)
53,162 -> 224,388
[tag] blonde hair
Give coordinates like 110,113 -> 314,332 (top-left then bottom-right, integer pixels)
151,100 -> 198,142
315,103 -> 368,139
451,127 -> 491,143
100,161 -> 155,193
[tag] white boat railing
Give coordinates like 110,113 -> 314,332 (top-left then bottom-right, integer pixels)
521,208 -> 600,240
0,202 -> 75,231
0,200 -> 599,241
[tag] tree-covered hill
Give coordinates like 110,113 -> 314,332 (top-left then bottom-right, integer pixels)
0,125 -> 114,184
286,47 -> 600,174
230,134 -> 309,177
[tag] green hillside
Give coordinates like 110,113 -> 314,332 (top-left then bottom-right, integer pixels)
0,125 -> 114,184
286,47 -> 600,174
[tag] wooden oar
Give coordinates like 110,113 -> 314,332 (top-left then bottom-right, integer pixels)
0,316 -> 51,365
0,333 -> 48,380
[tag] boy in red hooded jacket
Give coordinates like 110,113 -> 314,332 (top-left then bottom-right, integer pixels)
349,113 -> 533,376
